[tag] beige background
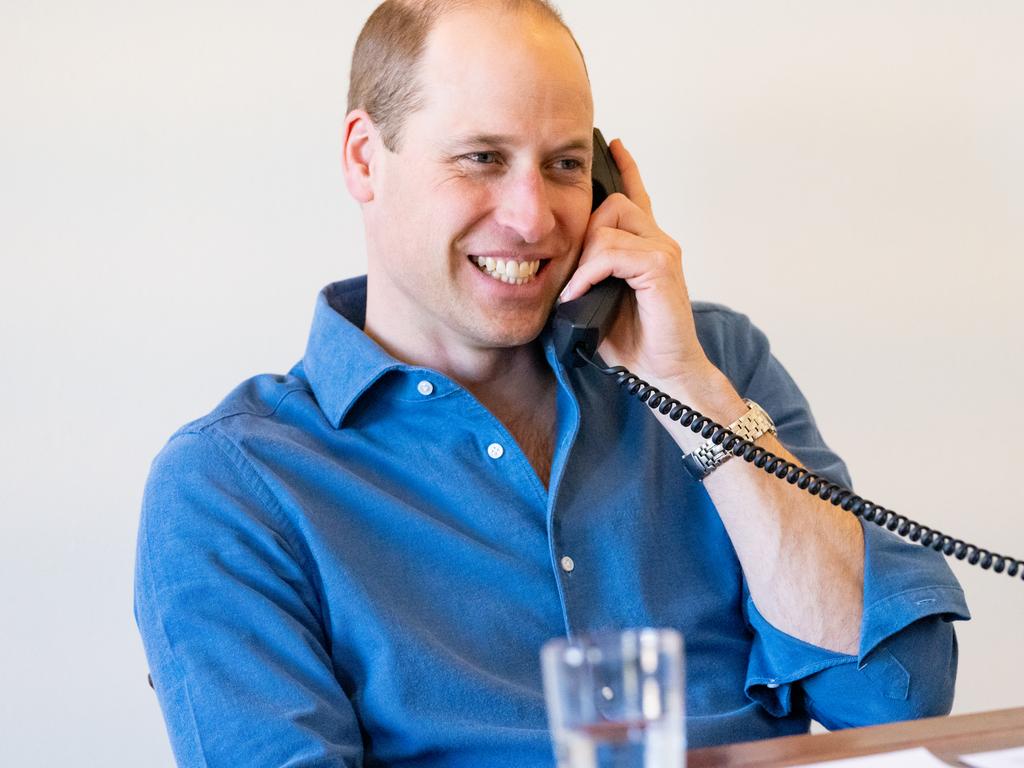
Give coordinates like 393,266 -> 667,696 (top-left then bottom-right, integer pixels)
1,1 -> 1021,765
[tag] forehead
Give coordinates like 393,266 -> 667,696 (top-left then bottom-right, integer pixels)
415,6 -> 593,136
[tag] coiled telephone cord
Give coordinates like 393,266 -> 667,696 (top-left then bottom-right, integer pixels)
581,352 -> 1024,581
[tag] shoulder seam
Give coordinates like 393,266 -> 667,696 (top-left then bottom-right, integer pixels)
219,432 -> 316,576
181,384 -> 310,435
170,427 -> 317,578
168,387 -> 319,581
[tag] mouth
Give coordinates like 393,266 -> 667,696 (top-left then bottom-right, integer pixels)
468,254 -> 547,285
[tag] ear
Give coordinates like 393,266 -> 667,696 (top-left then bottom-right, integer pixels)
343,110 -> 377,203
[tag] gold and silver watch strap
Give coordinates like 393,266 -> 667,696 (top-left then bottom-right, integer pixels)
681,399 -> 776,481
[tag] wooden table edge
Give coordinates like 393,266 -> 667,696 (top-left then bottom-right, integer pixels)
686,707 -> 1024,767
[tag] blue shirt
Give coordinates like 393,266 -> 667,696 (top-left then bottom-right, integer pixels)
135,277 -> 969,768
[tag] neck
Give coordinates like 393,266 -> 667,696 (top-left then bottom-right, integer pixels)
363,284 -> 555,415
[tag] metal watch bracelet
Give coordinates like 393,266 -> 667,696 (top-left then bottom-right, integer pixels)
681,399 -> 776,482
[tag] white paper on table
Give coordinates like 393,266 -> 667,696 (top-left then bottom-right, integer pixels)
795,746 -> 953,767
961,746 -> 1024,767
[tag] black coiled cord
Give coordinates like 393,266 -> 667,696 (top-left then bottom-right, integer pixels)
582,350 -> 1024,581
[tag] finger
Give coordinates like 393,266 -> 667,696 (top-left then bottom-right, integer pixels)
588,190 -> 661,240
581,225 -> 652,259
559,229 -> 665,302
558,248 -> 648,303
608,139 -> 653,216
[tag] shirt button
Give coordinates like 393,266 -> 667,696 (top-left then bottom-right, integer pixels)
416,380 -> 434,396
560,555 -> 575,573
487,443 -> 504,459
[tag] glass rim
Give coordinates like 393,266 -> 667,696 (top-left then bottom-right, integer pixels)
541,627 -> 683,660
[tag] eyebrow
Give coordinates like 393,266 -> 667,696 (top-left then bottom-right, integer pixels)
446,133 -> 592,154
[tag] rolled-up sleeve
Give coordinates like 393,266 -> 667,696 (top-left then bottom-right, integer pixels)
743,520 -> 969,727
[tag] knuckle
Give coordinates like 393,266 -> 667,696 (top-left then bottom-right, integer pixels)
651,249 -> 672,268
658,242 -> 682,267
608,192 -> 631,208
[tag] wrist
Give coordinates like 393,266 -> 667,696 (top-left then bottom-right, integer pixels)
665,364 -> 747,422
655,364 -> 748,452
682,398 -> 777,482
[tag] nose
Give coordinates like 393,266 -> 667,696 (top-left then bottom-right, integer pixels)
494,167 -> 557,245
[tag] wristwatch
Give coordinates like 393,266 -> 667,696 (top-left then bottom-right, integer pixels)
681,399 -> 776,482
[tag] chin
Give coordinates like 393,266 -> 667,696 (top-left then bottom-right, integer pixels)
471,315 -> 549,350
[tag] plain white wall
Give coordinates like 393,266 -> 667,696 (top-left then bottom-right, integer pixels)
2,1 -> 1021,765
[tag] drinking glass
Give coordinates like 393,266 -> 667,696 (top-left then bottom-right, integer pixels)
541,628 -> 686,768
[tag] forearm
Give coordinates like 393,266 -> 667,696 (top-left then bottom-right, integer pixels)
654,363 -> 864,654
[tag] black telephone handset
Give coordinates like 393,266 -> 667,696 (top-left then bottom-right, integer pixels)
555,131 -> 1023,583
552,128 -> 627,367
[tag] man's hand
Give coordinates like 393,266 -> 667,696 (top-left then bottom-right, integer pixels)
559,139 -> 719,394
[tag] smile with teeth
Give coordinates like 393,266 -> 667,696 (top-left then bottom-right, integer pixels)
472,256 -> 542,284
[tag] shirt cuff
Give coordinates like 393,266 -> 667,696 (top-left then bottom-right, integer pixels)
743,519 -> 971,717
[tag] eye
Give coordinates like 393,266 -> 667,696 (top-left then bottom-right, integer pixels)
552,157 -> 586,173
464,152 -> 502,165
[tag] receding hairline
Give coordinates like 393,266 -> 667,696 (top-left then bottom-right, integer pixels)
347,0 -> 588,152
428,1 -> 587,68
394,0 -> 575,31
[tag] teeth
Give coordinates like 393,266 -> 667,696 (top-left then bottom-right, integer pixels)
471,256 -> 541,285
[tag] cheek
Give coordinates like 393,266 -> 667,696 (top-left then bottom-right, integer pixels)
553,187 -> 593,239
433,181 -> 496,240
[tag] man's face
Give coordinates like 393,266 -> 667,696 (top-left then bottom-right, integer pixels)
363,7 -> 594,353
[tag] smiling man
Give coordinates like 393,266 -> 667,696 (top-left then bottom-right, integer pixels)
135,1 -> 969,766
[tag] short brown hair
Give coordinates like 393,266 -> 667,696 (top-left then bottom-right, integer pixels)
347,0 -> 585,152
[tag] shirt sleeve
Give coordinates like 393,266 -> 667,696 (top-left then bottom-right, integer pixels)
134,429 -> 364,767
697,306 -> 971,729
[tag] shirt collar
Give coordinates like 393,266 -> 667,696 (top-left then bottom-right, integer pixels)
302,277 -> 409,428
302,276 -> 573,429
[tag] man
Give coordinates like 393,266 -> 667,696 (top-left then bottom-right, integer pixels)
135,1 -> 969,765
